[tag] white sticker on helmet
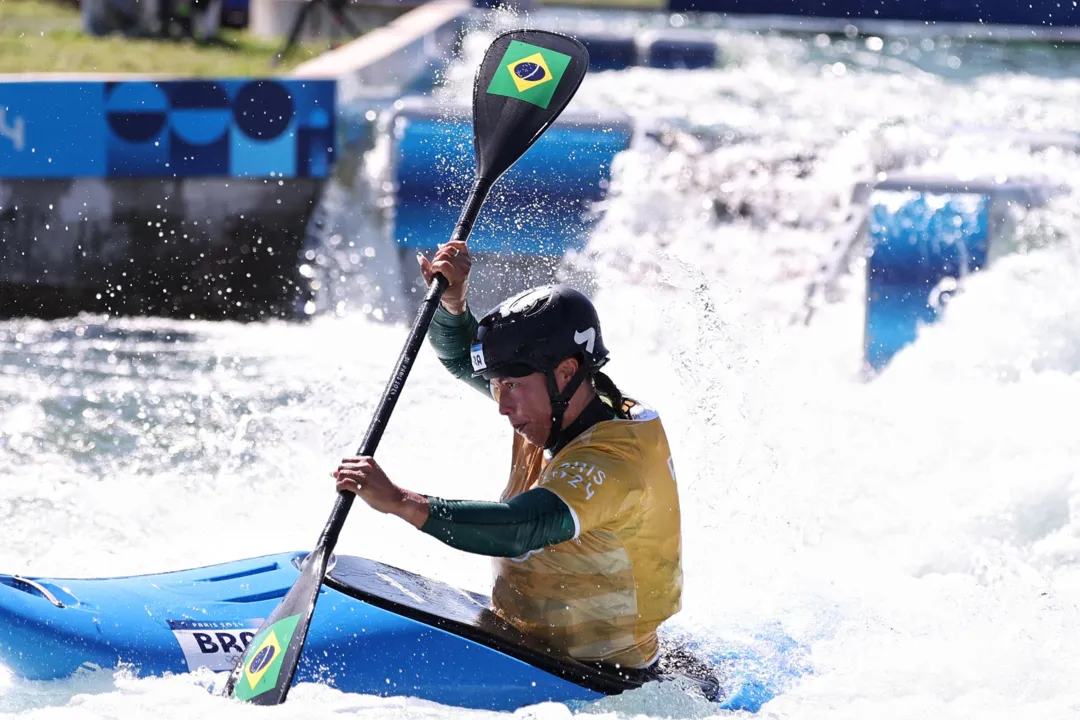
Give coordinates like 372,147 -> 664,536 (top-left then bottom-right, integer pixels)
574,327 -> 596,354
470,343 -> 487,372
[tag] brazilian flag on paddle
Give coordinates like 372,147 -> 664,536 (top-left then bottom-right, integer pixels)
231,614 -> 301,701
486,40 -> 573,110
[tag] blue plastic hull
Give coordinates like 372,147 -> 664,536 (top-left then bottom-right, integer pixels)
0,552 -> 603,710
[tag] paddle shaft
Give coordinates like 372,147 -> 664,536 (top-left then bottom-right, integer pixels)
234,177 -> 493,703
316,176 -> 493,552
226,31 -> 589,704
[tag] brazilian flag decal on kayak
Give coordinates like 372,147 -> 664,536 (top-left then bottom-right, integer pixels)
233,614 -> 301,700
486,41 -> 572,110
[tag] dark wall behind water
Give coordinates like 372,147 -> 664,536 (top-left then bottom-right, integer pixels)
0,178 -> 323,320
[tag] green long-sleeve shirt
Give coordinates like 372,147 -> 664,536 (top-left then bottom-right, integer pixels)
423,490 -> 577,558
421,304 -> 577,557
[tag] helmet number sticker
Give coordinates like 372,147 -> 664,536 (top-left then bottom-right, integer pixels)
573,327 -> 596,354
470,343 -> 487,372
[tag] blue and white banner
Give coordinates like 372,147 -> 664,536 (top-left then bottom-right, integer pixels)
0,79 -> 335,179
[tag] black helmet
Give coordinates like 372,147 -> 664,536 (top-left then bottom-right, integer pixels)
470,284 -> 608,381
471,284 -> 610,450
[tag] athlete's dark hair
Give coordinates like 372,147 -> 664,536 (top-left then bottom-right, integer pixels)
592,370 -> 629,419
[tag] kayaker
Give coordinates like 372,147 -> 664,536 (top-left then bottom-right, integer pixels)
333,239 -> 685,676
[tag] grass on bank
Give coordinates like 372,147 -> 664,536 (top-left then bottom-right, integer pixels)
0,0 -> 327,75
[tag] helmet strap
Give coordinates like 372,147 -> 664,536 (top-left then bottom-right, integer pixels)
543,364 -> 589,450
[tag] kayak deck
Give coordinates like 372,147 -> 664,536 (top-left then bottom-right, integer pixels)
325,554 -> 720,698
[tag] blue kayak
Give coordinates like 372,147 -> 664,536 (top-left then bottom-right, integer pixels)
0,552 -> 781,711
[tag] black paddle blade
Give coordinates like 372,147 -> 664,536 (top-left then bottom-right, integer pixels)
472,29 -> 589,182
222,545 -> 331,704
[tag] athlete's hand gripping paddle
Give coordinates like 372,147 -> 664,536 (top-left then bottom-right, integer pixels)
223,30 -> 590,705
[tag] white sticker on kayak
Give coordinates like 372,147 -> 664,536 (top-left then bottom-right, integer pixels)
376,572 -> 426,604
167,619 -> 264,672
470,343 -> 487,372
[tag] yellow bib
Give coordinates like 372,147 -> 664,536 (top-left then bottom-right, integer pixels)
492,400 -> 683,668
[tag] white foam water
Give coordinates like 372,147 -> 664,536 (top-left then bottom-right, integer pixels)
2,18 -> 1080,720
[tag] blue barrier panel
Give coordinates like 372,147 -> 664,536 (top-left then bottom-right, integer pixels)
864,190 -> 990,372
862,176 -> 1057,372
666,0 -> 1080,26
390,100 -> 632,256
0,79 -> 335,179
222,0 -> 250,26
640,31 -> 718,69
573,32 -> 639,72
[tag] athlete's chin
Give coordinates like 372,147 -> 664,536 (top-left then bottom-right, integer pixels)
513,423 -> 545,447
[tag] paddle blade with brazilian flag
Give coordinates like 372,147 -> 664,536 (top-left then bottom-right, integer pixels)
231,614 -> 300,701
472,30 -> 589,182
222,28 -> 588,707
